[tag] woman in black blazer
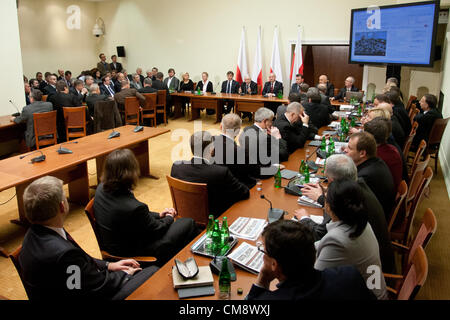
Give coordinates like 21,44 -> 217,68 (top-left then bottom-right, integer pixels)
94,149 -> 199,265
195,72 -> 214,114
179,72 -> 194,114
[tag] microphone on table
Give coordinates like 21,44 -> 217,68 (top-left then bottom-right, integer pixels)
9,100 -> 21,117
20,150 -> 46,163
108,129 -> 120,139
133,125 -> 144,132
260,194 -> 286,223
57,141 -> 78,154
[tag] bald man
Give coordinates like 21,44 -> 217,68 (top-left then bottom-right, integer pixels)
333,76 -> 359,101
317,74 -> 335,99
262,73 -> 283,97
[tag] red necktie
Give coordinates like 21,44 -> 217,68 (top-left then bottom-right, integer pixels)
271,83 -> 274,93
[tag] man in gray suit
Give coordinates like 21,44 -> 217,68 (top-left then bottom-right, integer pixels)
97,53 -> 111,76
11,89 -> 53,148
163,68 -> 180,92
290,73 -> 304,94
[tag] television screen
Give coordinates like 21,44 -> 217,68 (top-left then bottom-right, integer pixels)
349,1 -> 439,66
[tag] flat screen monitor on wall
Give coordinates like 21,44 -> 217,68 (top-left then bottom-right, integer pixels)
349,1 -> 439,67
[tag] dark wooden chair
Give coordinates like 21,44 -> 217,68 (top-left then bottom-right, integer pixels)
9,246 -> 31,299
408,139 -> 426,178
403,121 -> 418,158
156,90 -> 167,124
94,100 -> 122,133
124,96 -> 141,125
42,95 -> 48,102
407,155 -> 430,201
387,180 -> 408,232
33,110 -> 57,149
141,93 -> 158,127
409,104 -> 419,126
392,208 -> 436,275
84,198 -> 157,263
424,117 -> 449,174
166,175 -> 209,228
384,245 -> 428,300
405,95 -> 417,113
63,106 -> 87,141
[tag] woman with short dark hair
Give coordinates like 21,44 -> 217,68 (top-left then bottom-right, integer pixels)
314,179 -> 388,300
94,149 -> 199,264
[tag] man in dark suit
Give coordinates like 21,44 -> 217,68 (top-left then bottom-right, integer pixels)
97,53 -> 111,76
333,76 -> 358,101
413,93 -> 443,148
273,102 -> 311,154
70,79 -> 88,103
138,78 -> 158,94
43,74 -> 57,96
289,74 -> 304,94
113,80 -> 145,112
86,83 -> 110,117
24,82 -> 31,105
239,107 -> 289,179
262,73 -> 283,97
152,72 -> 171,115
170,131 -> 250,218
18,176 -> 158,300
240,75 -> 258,95
110,55 -> 123,73
374,95 -> 406,148
57,69 -> 65,81
318,74 -> 335,98
298,154 -> 395,273
100,75 -> 116,98
47,80 -> 83,142
221,71 -> 240,113
114,73 -> 125,93
317,83 -> 332,107
303,90 -> 331,129
63,71 -> 72,88
11,89 -> 53,149
212,114 -> 257,188
344,132 -> 395,219
39,72 -> 51,93
135,68 -> 145,84
386,88 -> 411,135
163,68 -> 180,92
246,220 -> 375,300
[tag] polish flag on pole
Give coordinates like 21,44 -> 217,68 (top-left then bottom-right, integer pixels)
290,26 -> 304,85
270,26 -> 283,83
236,27 -> 248,84
251,26 -> 263,93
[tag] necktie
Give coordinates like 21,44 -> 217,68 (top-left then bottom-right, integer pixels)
107,85 -> 114,96
227,81 -> 231,93
271,83 -> 274,93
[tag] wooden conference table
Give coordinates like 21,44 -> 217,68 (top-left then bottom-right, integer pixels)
171,92 -> 344,123
127,146 -> 324,300
0,115 -> 26,157
0,125 -> 169,226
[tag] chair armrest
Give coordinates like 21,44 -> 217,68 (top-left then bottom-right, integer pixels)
391,241 -> 409,251
387,286 -> 398,296
101,250 -> 157,263
383,273 -> 404,280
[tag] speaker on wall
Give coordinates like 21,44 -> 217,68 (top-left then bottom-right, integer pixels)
117,46 -> 126,58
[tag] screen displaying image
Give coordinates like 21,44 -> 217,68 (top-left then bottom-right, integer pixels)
349,2 -> 438,66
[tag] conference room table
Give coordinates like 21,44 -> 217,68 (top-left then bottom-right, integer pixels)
0,115 -> 26,157
171,92 -> 345,123
0,125 -> 169,226
127,145 -> 324,300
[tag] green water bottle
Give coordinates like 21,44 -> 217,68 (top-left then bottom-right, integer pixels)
357,104 -> 362,117
197,86 -> 201,95
205,215 -> 215,253
220,217 -> 230,255
321,136 -> 327,151
211,219 -> 222,256
219,258 -> 231,299
299,160 -> 305,174
274,165 -> 282,188
328,139 -> 335,156
350,117 -> 356,128
322,154 -> 327,174
303,163 -> 310,183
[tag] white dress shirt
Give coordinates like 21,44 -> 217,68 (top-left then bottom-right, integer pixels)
202,80 -> 210,93
44,226 -> 67,240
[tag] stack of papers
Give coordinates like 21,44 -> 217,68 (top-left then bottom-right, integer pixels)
229,217 -> 267,241
328,121 -> 341,129
339,105 -> 354,111
291,215 -> 324,224
227,242 -> 263,274
298,195 -> 323,208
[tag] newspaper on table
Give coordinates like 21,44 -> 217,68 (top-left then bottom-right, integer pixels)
291,215 -> 324,224
229,217 -> 267,241
227,241 -> 263,274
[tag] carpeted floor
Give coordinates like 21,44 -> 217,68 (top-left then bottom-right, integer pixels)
0,114 -> 448,300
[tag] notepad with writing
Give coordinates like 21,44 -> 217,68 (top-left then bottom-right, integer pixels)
172,266 -> 214,289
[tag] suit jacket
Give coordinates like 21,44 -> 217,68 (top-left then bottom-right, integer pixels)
93,183 -> 174,257
240,124 -> 289,171
47,92 -> 83,141
151,80 -> 168,91
290,83 -> 302,94
335,85 -> 358,100
377,143 -> 403,191
14,101 -> 53,148
314,221 -> 388,300
320,93 -> 332,107
69,87 -> 87,103
163,77 -> 180,91
273,114 -> 310,154
391,114 -> 406,148
39,81 -> 49,93
413,108 -> 443,146
170,158 -> 250,217
86,93 -> 109,117
393,103 -> 411,135
301,178 -> 395,273
195,80 -> 213,92
212,134 -> 257,188
357,157 -> 395,219
321,82 -> 335,98
221,80 -> 239,94
43,85 -> 57,96
100,83 -> 116,98
113,88 -> 145,111
240,81 -> 258,95
303,102 -> 331,129
97,61 -> 111,76
138,86 -> 158,94
19,224 -> 129,300
247,267 -> 375,300
130,81 -> 143,91
114,80 -> 122,93
109,62 -> 123,73
262,81 -> 283,96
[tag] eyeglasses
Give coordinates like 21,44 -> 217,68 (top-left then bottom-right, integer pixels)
256,241 -> 267,255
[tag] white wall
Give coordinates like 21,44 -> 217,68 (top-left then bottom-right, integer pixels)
0,0 -> 26,116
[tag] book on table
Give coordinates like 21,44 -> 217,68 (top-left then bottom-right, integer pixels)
172,265 -> 214,289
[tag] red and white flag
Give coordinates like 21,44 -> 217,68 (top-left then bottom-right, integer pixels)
270,26 -> 283,83
236,27 -> 248,84
290,27 -> 304,84
251,26 -> 263,93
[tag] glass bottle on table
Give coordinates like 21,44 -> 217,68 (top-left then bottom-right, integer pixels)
303,163 -> 310,183
205,215 -> 215,253
299,160 -> 305,174
320,136 -> 327,151
219,257 -> 231,300
211,219 -> 222,256
274,165 -> 282,188
220,217 -> 230,255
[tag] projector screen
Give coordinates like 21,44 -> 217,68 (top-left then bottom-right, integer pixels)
349,1 -> 439,66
